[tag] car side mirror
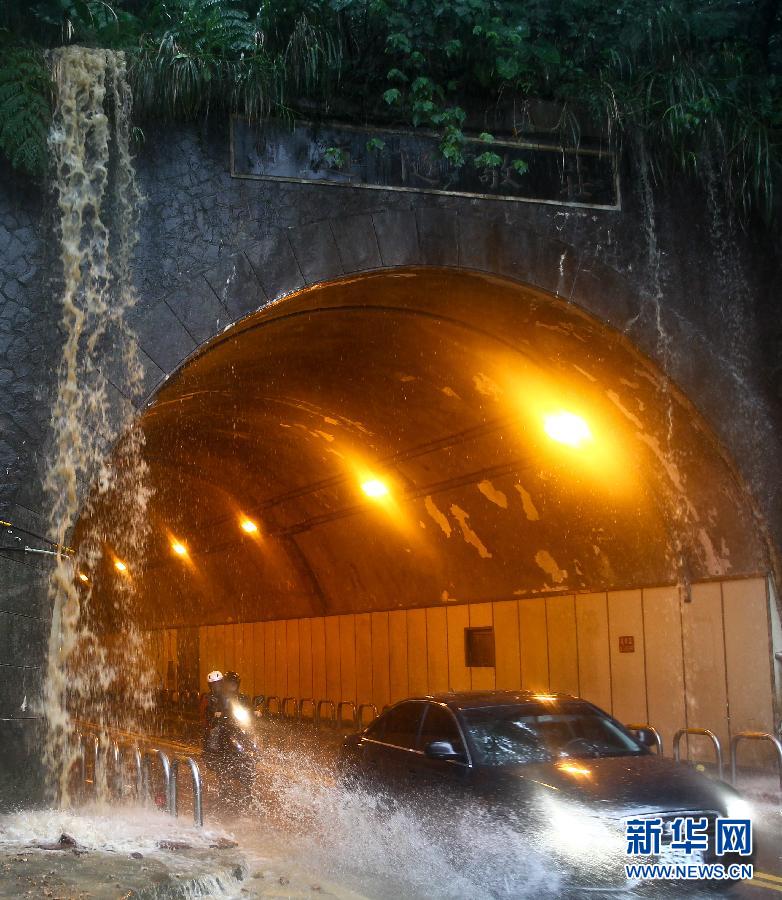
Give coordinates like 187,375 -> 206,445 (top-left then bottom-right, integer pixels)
630,727 -> 658,752
424,740 -> 463,761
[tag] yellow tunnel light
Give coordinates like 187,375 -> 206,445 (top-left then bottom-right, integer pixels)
361,478 -> 389,499
543,411 -> 592,448
240,518 -> 258,534
114,559 -> 128,573
171,540 -> 188,557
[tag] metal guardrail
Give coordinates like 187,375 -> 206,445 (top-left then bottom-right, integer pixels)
109,740 -> 124,795
626,723 -> 663,755
144,748 -> 173,812
72,732 -> 100,794
299,698 -> 316,723
171,756 -> 204,826
730,731 -> 782,792
132,745 -> 144,798
673,728 -> 724,780
337,701 -> 357,729
73,731 -> 86,789
219,694 -> 379,730
357,703 -> 379,729
316,699 -> 336,727
282,697 -> 300,721
72,728 -> 204,825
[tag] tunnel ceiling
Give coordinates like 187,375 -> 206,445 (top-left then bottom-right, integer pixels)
78,268 -> 768,629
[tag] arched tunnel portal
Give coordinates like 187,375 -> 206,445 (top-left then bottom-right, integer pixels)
76,267 -> 779,752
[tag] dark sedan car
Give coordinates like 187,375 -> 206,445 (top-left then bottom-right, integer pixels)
339,691 -> 755,891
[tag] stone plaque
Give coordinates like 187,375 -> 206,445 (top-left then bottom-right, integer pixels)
231,117 -> 619,209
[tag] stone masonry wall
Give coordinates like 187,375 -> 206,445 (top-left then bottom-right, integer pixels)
0,119 -> 779,805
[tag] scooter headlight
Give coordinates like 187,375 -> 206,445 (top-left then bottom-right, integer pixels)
232,702 -> 251,725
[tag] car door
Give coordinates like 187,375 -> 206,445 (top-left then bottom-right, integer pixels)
360,701 -> 426,790
412,702 -> 472,788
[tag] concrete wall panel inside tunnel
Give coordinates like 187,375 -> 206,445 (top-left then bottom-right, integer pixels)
575,592 -> 612,714
519,598 -> 549,692
642,586 -> 687,754
145,576 -> 774,760
608,590 -> 648,726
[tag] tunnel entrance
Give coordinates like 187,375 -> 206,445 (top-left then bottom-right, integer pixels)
76,267 -> 777,752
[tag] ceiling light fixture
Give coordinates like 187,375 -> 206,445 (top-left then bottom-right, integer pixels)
543,411 -> 592,448
361,478 -> 389,499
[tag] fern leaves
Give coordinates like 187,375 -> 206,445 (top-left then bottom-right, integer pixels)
0,48 -> 52,178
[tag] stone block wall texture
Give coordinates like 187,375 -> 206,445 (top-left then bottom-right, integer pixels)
0,120 -> 780,805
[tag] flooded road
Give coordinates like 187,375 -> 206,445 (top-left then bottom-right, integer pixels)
3,721 -> 776,898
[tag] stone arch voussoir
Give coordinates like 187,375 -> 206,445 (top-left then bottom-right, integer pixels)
128,210 -> 645,406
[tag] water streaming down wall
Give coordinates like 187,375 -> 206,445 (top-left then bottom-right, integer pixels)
633,136 -> 697,596
42,47 -> 153,803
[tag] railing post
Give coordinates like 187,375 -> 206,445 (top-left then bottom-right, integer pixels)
170,756 -> 203,826
357,704 -> 379,731
170,757 -> 178,816
144,748 -> 173,813
673,728 -> 723,779
337,701 -> 357,730
730,731 -> 782,792
188,757 -> 203,827
299,698 -> 316,724
111,741 -> 123,796
282,697 -> 300,721
316,699 -> 336,728
133,746 -> 144,800
74,731 -> 86,790
91,735 -> 99,792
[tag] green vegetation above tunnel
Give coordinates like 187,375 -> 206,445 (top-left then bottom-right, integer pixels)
74,269 -> 769,630
2,1 -> 781,224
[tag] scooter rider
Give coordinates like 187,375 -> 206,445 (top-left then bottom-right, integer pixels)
202,670 -> 225,754
204,669 -> 260,791
222,671 -> 250,708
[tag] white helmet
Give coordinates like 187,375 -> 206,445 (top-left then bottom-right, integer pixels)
207,670 -> 223,684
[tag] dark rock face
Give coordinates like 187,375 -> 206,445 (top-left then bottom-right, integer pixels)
0,120 -> 779,806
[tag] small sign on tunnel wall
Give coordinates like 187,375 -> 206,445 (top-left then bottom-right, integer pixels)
618,635 -> 635,653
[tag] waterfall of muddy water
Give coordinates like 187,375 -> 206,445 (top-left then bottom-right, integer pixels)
42,47 -> 152,805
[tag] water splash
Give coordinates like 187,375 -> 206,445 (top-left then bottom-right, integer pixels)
225,724 -> 563,899
42,46 -> 152,805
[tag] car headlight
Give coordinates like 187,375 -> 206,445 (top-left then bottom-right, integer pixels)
724,795 -> 754,823
546,801 -> 625,860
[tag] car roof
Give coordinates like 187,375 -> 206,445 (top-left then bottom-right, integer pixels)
400,690 -> 586,711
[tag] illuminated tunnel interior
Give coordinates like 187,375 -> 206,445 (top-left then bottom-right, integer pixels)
74,268 -> 774,747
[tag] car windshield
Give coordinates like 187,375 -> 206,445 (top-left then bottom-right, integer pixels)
461,702 -> 645,766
